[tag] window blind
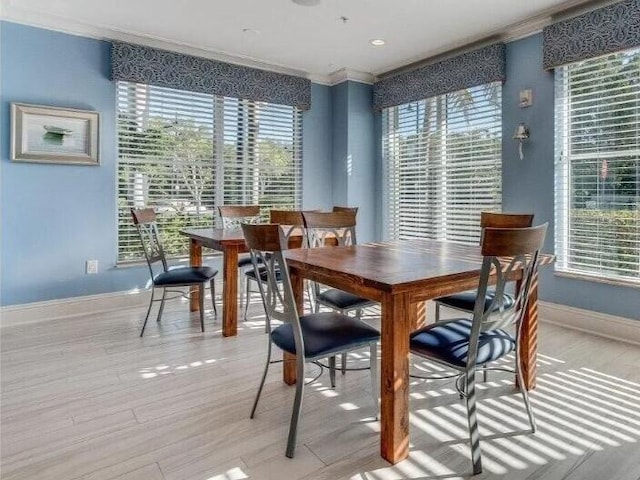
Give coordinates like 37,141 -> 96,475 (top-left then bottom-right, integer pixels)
554,47 -> 640,284
382,83 -> 502,244
117,81 -> 302,262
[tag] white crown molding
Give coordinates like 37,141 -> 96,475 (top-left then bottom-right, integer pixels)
0,3 -> 334,85
328,68 -> 375,86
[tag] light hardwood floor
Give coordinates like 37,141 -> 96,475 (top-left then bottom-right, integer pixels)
2,291 -> 639,480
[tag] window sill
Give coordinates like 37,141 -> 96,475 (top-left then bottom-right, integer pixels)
554,270 -> 640,289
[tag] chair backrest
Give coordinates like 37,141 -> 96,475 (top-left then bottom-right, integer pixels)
333,205 -> 359,214
466,223 -> 548,368
218,205 -> 261,229
302,210 -> 357,248
242,224 -> 304,351
131,208 -> 168,278
270,209 -> 322,248
480,212 -> 534,229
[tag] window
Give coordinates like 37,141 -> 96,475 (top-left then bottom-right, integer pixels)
117,82 -> 302,262
382,83 -> 502,244
555,47 -> 640,284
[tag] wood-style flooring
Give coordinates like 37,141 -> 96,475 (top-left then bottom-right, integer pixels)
2,290 -> 639,480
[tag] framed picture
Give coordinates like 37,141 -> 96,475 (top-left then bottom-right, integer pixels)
11,103 -> 100,165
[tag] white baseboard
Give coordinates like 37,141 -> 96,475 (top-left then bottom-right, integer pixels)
539,301 -> 640,346
2,293 -> 638,346
0,290 -> 150,328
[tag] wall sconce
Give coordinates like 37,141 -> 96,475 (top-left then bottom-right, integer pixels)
513,123 -> 530,160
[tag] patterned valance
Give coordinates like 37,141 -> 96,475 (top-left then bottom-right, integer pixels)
373,43 -> 505,111
543,0 -> 640,69
111,42 -> 312,110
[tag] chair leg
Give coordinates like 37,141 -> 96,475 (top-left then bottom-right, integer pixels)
140,288 -> 155,337
250,341 -> 272,418
285,359 -> 305,458
199,284 -> 205,332
435,303 -> 441,322
156,289 -> 167,323
329,356 -> 336,388
465,369 -> 483,475
238,268 -> 244,307
516,347 -> 536,433
210,279 -> 217,317
243,276 -> 251,321
370,342 -> 379,419
341,352 -> 348,375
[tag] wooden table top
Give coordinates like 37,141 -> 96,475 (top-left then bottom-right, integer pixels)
180,227 -> 247,246
180,226 -> 306,248
284,239 -> 554,295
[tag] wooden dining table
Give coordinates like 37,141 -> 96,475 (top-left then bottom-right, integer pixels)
283,239 -> 554,465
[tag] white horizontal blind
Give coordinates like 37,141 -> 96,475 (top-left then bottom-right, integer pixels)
117,82 -> 302,262
555,47 -> 640,284
382,83 -> 502,244
216,97 -> 302,213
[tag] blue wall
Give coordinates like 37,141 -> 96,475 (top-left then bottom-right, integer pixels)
330,81 -> 376,242
502,34 -> 639,320
0,22 -> 334,306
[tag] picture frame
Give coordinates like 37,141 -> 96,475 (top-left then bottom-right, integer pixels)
11,103 -> 100,166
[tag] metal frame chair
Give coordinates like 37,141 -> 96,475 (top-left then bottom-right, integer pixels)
434,212 -> 534,322
243,223 -> 380,458
242,209 -> 307,323
217,205 -> 262,314
410,223 -> 547,474
131,208 -> 218,337
302,210 -> 377,377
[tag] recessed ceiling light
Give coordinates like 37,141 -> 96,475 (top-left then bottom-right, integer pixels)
370,39 -> 386,46
292,0 -> 322,6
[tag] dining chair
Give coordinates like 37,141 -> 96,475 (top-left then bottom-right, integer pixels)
241,209 -> 306,323
302,210 -> 377,378
131,208 -> 218,337
217,205 -> 262,312
242,223 -> 380,458
410,223 -> 547,475
434,212 -> 534,322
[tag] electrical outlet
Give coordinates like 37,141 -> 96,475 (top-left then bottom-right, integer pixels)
86,260 -> 99,274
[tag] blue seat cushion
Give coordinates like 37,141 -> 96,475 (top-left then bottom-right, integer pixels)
436,290 -> 515,313
317,289 -> 374,310
245,266 -> 282,282
410,319 -> 515,367
154,266 -> 217,286
237,256 -> 254,268
271,312 -> 380,359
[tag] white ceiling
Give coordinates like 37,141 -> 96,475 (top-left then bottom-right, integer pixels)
2,0 -> 591,83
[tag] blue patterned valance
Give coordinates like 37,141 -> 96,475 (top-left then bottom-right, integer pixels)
543,0 -> 640,69
111,42 -> 312,110
373,43 -> 505,111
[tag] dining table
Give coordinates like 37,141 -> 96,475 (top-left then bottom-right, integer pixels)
283,239 -> 554,465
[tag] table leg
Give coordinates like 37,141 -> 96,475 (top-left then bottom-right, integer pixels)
283,266 -> 304,385
222,245 -> 239,337
380,292 -> 411,464
519,274 -> 539,389
189,239 -> 202,312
